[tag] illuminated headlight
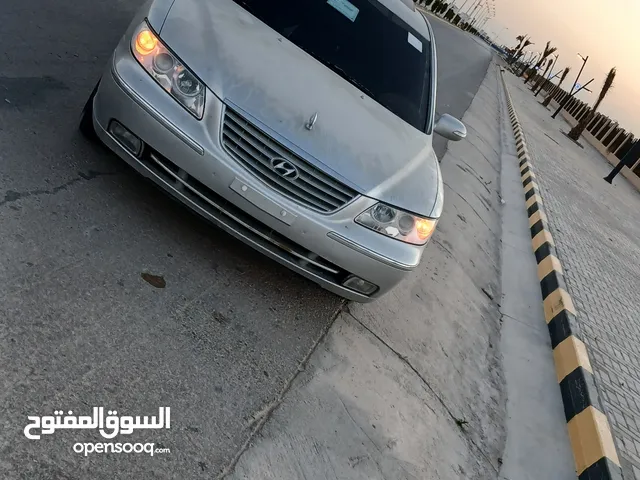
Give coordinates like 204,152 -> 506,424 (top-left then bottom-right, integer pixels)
355,203 -> 438,245
131,22 -> 205,119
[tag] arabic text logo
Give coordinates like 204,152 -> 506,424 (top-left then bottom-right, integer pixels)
24,407 -> 170,440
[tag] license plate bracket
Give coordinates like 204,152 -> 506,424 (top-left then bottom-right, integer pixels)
230,177 -> 297,226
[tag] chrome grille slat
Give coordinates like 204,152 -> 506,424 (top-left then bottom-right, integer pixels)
225,110 -> 354,199
223,129 -> 344,210
222,106 -> 358,212
223,117 -> 351,203
146,152 -> 342,275
222,131 -> 339,211
224,137 -> 341,211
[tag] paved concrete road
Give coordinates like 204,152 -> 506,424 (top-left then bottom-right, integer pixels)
0,2 -> 491,478
427,14 -> 496,157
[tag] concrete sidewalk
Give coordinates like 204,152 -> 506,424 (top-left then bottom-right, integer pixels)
504,72 -> 640,479
496,69 -> 576,480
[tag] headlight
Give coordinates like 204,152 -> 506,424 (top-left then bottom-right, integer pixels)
355,203 -> 438,245
131,22 -> 205,119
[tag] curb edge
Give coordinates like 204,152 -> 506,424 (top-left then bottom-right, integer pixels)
499,68 -> 624,480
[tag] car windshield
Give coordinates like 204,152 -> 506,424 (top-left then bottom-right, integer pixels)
231,0 -> 432,131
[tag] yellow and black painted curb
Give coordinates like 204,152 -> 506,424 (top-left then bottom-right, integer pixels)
499,69 -> 623,480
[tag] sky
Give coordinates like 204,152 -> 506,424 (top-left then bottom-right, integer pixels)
477,0 -> 640,135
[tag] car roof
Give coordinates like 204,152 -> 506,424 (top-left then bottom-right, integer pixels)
376,0 -> 432,40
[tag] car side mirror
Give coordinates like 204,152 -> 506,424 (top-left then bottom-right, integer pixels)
434,114 -> 467,141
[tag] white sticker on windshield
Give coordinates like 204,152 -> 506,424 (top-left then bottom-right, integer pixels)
327,0 -> 360,22
408,32 -> 423,52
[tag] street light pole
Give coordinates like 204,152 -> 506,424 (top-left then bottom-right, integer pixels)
467,0 -> 487,24
471,1 -> 492,27
471,7 -> 487,26
462,0 -> 483,29
457,0 -> 473,13
483,5 -> 494,22
475,13 -> 490,31
533,53 -> 559,96
551,54 -> 589,119
534,54 -> 558,96
570,54 -> 589,93
476,8 -> 493,29
464,0 -> 482,15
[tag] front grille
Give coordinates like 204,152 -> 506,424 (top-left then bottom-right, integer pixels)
137,148 -> 350,284
221,106 -> 358,213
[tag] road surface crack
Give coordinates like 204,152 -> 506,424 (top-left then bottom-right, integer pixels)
338,397 -> 389,478
443,181 -> 498,238
345,310 -> 453,420
218,299 -> 347,479
345,309 -> 500,475
431,238 -> 453,257
462,125 -> 501,173
0,170 -> 118,208
456,161 -> 492,196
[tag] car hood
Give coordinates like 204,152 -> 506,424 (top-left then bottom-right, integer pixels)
157,0 -> 442,217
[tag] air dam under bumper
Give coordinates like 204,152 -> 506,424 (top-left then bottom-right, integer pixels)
91,42 -> 426,301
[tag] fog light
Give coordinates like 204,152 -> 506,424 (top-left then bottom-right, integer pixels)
108,120 -> 142,156
342,275 -> 378,296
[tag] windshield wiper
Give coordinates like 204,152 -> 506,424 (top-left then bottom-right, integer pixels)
300,50 -> 378,100
324,61 -> 377,99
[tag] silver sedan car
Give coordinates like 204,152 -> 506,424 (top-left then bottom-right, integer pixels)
81,0 -> 466,302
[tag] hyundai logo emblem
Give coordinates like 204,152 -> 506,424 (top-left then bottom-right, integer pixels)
270,158 -> 299,180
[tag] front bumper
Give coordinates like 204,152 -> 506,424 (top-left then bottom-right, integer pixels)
92,36 -> 426,301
